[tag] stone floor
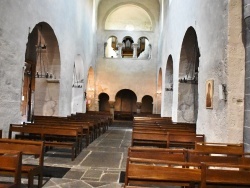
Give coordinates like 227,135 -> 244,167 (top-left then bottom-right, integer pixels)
39,121 -> 132,188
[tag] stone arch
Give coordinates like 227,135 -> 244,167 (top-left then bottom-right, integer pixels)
86,67 -> 95,111
99,93 -> 110,112
104,4 -> 153,31
137,36 -> 151,59
156,68 -> 162,114
22,22 -> 61,119
178,27 -> 200,123
71,55 -> 85,114
163,55 -> 173,117
115,89 -> 137,112
141,95 -> 153,114
105,36 -> 118,58
122,36 -> 134,58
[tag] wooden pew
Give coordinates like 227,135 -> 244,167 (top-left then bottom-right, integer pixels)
0,139 -> 44,188
0,150 -> 22,188
128,147 -> 187,162
9,124 -> 79,161
131,131 -> 168,147
201,162 -> 250,187
195,142 -> 244,155
125,157 -> 202,187
167,133 -> 204,149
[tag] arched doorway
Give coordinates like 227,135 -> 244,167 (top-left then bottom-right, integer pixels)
86,67 -> 95,111
99,93 -> 110,112
114,89 -> 137,120
141,95 -> 153,114
71,55 -> 85,114
163,55 -> 173,117
21,22 -> 61,120
178,27 -> 200,123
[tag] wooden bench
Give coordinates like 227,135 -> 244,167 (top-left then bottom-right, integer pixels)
201,162 -> 250,187
132,131 -> 168,147
195,142 -> 244,155
9,124 -> 79,161
167,133 -> 204,149
128,147 -> 187,162
0,139 -> 44,188
0,150 -> 22,188
125,157 -> 202,187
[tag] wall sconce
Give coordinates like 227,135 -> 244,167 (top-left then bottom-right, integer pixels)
165,84 -> 173,91
219,84 -> 227,101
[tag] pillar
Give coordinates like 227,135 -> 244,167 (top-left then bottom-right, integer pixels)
132,43 -> 138,58
136,102 -> 142,114
109,101 -> 115,120
244,0 -> 250,151
104,42 -> 107,58
117,43 -> 123,58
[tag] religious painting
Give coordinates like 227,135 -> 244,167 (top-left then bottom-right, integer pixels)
206,80 -> 214,109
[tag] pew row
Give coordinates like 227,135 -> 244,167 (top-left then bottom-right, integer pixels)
9,124 -> 79,161
0,150 -> 22,188
0,139 -> 44,188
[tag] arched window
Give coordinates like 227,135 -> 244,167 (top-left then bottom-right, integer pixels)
105,36 -> 118,58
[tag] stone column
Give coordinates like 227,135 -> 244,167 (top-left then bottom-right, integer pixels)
244,0 -> 250,151
109,101 -> 115,120
136,102 -> 142,114
104,42 -> 107,58
132,43 -> 138,58
148,44 -> 152,59
117,43 -> 123,58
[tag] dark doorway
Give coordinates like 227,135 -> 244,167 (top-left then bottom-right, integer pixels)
99,93 -> 110,112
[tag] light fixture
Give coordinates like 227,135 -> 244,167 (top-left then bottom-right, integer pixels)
165,84 -> 173,91
35,25 -> 53,79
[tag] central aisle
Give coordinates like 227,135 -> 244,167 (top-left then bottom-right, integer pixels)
43,122 -> 132,188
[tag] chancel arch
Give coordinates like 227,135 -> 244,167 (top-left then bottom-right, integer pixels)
71,55 -> 85,114
178,27 -> 200,123
163,55 -> 173,117
99,93 -> 110,112
22,22 -> 61,119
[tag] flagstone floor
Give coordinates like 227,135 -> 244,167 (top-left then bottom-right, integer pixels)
40,121 -> 132,188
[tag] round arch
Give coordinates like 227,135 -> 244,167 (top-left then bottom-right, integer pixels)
22,22 -> 61,121
104,4 -> 153,31
71,55 -> 85,114
178,27 -> 200,123
114,89 -> 137,120
163,55 -> 174,117
99,93 -> 110,112
141,95 -> 153,114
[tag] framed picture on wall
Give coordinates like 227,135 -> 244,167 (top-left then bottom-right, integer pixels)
206,80 -> 214,109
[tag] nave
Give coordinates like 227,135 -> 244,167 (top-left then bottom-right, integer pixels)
29,121 -> 131,188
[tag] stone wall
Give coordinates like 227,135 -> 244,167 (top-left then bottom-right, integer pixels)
0,0 -> 96,137
159,0 -> 245,143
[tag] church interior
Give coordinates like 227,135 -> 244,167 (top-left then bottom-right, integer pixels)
0,0 -> 250,187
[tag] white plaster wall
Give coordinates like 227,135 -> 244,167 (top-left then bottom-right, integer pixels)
0,0 -> 96,137
96,0 -> 160,109
159,0 -> 245,143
